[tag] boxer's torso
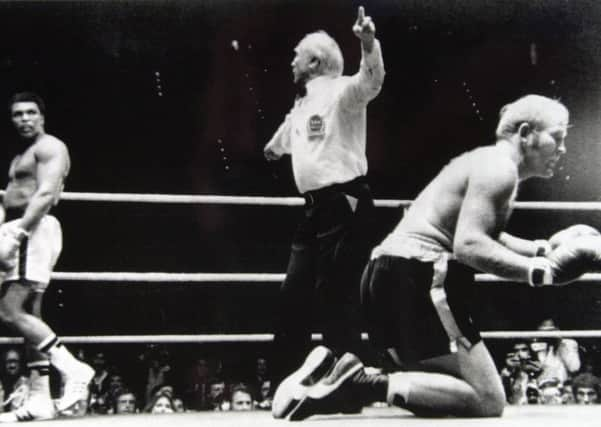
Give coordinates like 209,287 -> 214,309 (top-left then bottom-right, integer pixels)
4,135 -> 69,211
5,144 -> 38,210
396,146 -> 517,252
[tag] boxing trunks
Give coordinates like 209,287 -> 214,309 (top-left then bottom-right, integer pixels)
2,215 -> 62,292
361,232 -> 481,364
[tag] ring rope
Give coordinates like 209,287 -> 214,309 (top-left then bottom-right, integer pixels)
55,191 -> 601,210
57,192 -> 405,207
51,272 -> 287,283
14,193 -> 600,346
61,192 -> 310,206
477,273 -> 601,282
0,330 -> 597,345
50,272 -> 601,283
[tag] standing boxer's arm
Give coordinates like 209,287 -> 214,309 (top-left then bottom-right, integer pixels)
17,138 -> 69,233
340,6 -> 385,110
454,154 -> 535,282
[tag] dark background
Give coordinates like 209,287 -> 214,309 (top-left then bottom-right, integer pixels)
0,0 -> 600,371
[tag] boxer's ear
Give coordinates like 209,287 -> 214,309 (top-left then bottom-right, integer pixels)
518,122 -> 535,149
518,122 -> 532,138
309,57 -> 321,73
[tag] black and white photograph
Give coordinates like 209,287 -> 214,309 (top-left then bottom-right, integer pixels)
0,0 -> 599,425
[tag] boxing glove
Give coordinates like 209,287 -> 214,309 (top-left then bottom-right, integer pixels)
548,224 -> 601,250
528,235 -> 601,287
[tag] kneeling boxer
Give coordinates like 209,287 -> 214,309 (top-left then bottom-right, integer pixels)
273,95 -> 599,420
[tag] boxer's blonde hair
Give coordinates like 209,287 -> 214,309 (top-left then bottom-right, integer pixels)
496,95 -> 569,139
297,31 -> 344,77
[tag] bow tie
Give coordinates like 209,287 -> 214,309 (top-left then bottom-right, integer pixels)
294,82 -> 307,100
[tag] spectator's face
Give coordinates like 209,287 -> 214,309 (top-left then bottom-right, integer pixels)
513,343 -> 530,361
92,353 -> 106,371
4,350 -> 20,376
151,396 -> 174,414
209,383 -> 225,399
261,381 -> 271,399
108,375 -> 124,390
256,358 -> 267,376
173,398 -> 184,412
563,385 -> 575,404
575,387 -> 598,404
116,393 -> 136,414
540,386 -> 563,405
231,391 -> 252,411
527,388 -> 540,404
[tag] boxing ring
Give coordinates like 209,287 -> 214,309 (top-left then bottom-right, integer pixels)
6,192 -> 601,424
21,404 -> 601,426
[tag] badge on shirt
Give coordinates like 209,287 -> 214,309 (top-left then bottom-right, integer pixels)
307,114 -> 325,141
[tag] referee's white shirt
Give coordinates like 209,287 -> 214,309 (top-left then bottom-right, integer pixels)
266,40 -> 385,194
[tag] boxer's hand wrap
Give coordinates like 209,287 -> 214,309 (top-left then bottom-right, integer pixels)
534,239 -> 551,257
528,257 -> 554,287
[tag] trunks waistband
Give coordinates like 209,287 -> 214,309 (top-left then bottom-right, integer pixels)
371,232 -> 453,262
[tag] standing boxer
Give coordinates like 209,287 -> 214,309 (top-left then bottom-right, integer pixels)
0,92 -> 93,422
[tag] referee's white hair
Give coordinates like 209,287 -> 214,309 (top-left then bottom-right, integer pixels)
297,31 -> 344,77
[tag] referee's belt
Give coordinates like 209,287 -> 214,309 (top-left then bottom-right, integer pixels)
302,176 -> 367,207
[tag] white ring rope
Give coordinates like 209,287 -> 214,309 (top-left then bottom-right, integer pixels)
61,192 -> 309,206
50,272 -> 601,283
57,191 -> 601,210
0,330 -> 597,345
51,272 -> 287,283
1,191 -> 595,345
477,273 -> 601,282
59,192 -> 405,207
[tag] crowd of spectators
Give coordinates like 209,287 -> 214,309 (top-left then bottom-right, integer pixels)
500,319 -> 601,405
0,317 -> 598,417
0,344 -> 274,415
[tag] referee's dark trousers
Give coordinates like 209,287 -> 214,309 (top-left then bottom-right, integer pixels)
272,176 -> 375,385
